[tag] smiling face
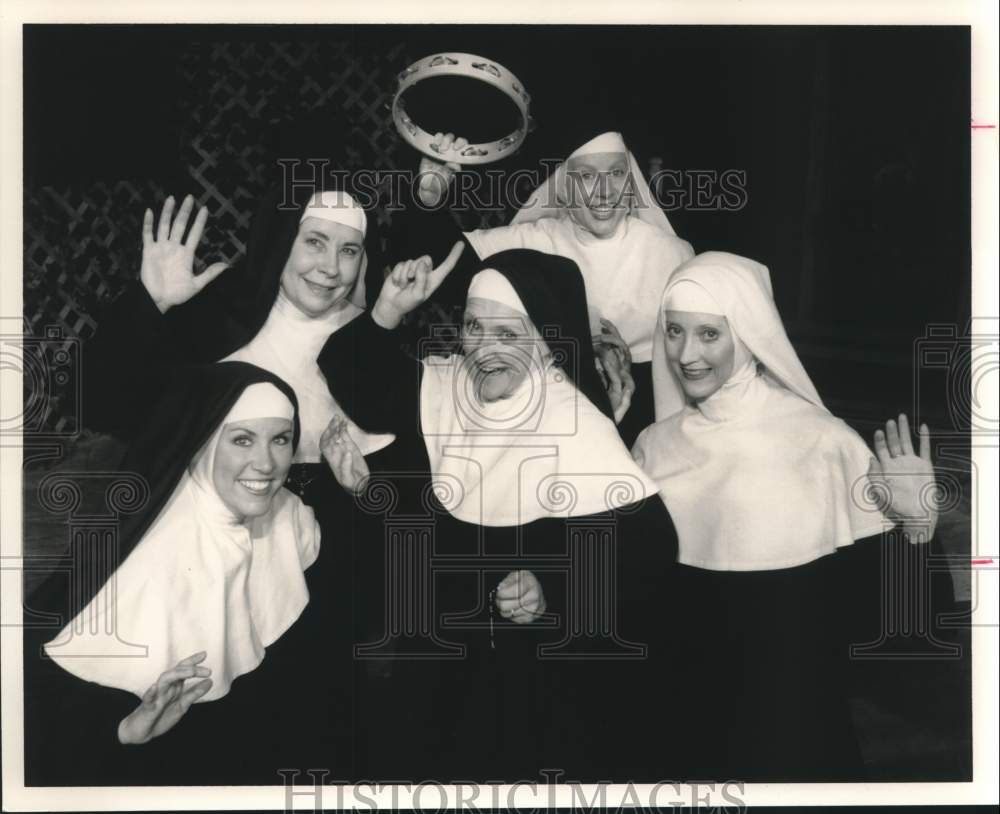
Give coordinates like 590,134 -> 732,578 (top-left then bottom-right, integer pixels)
564,151 -> 631,239
461,297 -> 543,403
662,310 -> 737,402
279,217 -> 364,318
212,417 -> 294,521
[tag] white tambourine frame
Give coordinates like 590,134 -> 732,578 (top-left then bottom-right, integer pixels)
392,53 -> 532,166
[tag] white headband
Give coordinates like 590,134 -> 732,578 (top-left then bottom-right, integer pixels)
188,381 -> 295,497
663,279 -> 724,317
660,278 -> 755,386
569,131 -> 628,159
467,269 -> 528,315
299,190 -> 367,237
224,382 -> 295,425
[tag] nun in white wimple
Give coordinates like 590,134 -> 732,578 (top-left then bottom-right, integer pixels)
405,129 -> 695,447
632,251 -> 939,780
45,380 -> 314,710
223,190 -> 393,464
23,364 -> 357,785
88,188 -> 393,482
318,247 -> 680,781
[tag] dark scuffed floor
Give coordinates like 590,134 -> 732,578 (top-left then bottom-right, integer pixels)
19,432 -> 973,783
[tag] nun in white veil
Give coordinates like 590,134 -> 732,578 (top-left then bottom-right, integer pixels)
632,251 -> 939,779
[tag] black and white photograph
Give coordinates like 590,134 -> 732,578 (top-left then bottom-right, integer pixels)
1,2 -> 997,811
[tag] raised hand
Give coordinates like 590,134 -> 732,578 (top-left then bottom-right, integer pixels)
417,132 -> 468,207
117,651 -> 213,745
372,241 -> 465,329
141,195 -> 229,313
867,414 -> 938,542
320,415 -> 371,495
494,570 -> 546,625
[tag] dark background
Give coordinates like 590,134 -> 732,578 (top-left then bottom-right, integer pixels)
23,24 -> 970,432
20,25 -> 974,781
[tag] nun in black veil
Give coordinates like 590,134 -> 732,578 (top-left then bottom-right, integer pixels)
85,173 -> 393,474
83,132 -> 399,738
24,362 -> 356,784
384,109 -> 694,449
318,247 -> 682,782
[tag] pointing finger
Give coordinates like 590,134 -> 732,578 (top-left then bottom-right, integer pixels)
428,241 -> 466,287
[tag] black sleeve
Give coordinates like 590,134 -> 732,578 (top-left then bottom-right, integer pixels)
23,630 -> 139,785
83,279 -> 244,439
511,497 -> 676,644
83,282 -> 173,438
317,312 -> 423,438
613,496 -> 679,645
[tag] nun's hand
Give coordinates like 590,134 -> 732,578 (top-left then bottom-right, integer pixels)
417,132 -> 468,207
867,415 -> 938,543
372,242 -> 465,329
141,195 -> 229,314
495,570 -> 546,624
597,318 -> 633,367
320,415 -> 371,495
594,342 -> 635,424
117,652 -> 212,745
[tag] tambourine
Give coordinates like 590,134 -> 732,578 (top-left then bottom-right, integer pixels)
392,53 -> 532,166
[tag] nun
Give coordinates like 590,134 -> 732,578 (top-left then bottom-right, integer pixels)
631,252 -> 939,780
82,183 -> 416,706
317,247 -> 680,781
86,186 -> 394,478
25,362 -> 356,784
389,127 -> 694,447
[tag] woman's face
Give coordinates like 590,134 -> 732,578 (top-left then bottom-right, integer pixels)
564,151 -> 630,239
279,217 -> 364,318
212,417 -> 294,520
662,310 -> 736,401
461,297 -> 542,403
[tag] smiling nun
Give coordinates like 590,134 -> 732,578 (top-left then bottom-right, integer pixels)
318,247 -> 680,781
388,123 -> 694,447
631,251 -> 940,780
25,363 -> 358,784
